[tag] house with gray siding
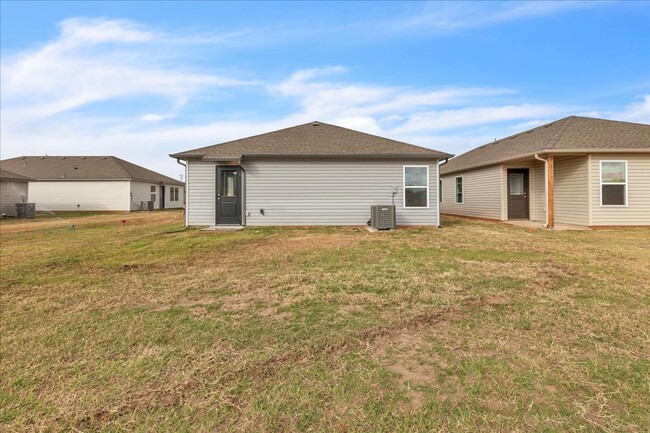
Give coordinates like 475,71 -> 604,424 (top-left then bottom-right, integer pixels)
0,169 -> 30,217
171,121 -> 452,227
1,156 -> 185,212
440,116 -> 650,228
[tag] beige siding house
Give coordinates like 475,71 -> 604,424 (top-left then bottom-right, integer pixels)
172,121 -> 452,227
1,156 -> 185,212
0,169 -> 30,217
440,116 -> 650,228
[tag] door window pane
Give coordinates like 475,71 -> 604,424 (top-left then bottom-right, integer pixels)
405,188 -> 427,207
405,167 -> 427,186
220,171 -> 236,197
509,173 -> 524,195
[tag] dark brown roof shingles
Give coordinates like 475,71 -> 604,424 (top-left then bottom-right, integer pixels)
0,156 -> 183,185
171,121 -> 452,160
440,116 -> 650,175
0,169 -> 31,181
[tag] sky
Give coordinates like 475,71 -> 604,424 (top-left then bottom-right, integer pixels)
1,1 -> 649,180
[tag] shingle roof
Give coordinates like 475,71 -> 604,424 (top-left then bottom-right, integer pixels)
0,169 -> 31,181
0,156 -> 184,185
171,121 -> 453,160
440,116 -> 650,175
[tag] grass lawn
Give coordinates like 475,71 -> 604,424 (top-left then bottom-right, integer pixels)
1,211 -> 649,432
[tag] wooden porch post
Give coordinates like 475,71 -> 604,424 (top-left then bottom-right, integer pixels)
547,155 -> 555,229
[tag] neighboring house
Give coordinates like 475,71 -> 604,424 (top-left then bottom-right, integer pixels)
0,169 -> 31,217
440,116 -> 650,228
171,121 -> 452,227
0,156 -> 185,212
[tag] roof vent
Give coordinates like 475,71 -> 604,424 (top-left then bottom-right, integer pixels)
102,156 -> 108,159
81,157 -> 87,159
40,156 -> 45,159
312,121 -> 320,126
74,167 -> 79,170
61,156 -> 66,159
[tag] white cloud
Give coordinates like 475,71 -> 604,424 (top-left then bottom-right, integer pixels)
355,1 -> 589,37
613,94 -> 650,124
58,17 -> 155,45
1,10 -> 642,179
1,17 -> 253,122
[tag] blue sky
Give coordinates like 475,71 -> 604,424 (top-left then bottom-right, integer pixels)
1,1 -> 649,178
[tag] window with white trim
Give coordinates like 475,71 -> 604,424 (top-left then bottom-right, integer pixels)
455,176 -> 463,203
600,161 -> 627,206
403,166 -> 429,208
439,179 -> 443,203
169,186 -> 179,202
150,185 -> 156,203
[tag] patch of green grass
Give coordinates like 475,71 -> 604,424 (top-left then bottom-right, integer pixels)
1,213 -> 649,432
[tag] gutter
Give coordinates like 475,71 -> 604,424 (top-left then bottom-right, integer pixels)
441,148 -> 650,176
171,153 -> 454,161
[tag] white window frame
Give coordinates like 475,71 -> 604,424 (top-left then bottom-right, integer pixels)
439,178 -> 443,203
455,176 -> 464,204
403,165 -> 429,209
600,160 -> 628,207
150,185 -> 156,203
170,186 -> 178,202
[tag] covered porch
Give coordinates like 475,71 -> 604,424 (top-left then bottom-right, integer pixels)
501,154 -> 589,229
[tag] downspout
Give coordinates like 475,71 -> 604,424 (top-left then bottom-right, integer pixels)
534,154 -> 549,228
437,158 -> 449,227
176,158 -> 188,227
240,164 -> 246,227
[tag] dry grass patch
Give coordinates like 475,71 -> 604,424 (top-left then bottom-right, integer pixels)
1,212 -> 649,432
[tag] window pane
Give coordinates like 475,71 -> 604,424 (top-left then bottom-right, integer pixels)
150,186 -> 156,192
455,177 -> 463,203
405,188 -> 427,207
602,184 -> 625,206
150,194 -> 155,202
405,167 -> 427,186
439,179 -> 443,202
509,173 -> 524,195
220,171 -> 236,197
602,162 -> 626,183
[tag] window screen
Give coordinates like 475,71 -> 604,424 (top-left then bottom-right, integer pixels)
601,161 -> 626,206
404,166 -> 428,208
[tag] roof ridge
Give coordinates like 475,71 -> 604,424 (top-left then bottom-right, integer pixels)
113,156 -> 183,184
109,156 -> 133,179
320,122 -> 442,154
171,121 -> 448,158
545,116 -> 577,149
171,122 -> 319,156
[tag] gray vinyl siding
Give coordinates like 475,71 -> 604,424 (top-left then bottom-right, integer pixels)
589,153 -> 650,226
1,180 -> 28,217
441,165 -> 502,220
554,156 -> 589,226
243,159 -> 439,226
186,161 -> 217,226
